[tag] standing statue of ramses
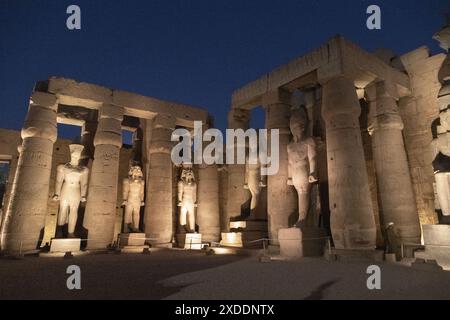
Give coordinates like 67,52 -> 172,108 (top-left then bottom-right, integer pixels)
287,108 -> 318,228
122,165 -> 145,232
178,167 -> 197,233
52,144 -> 89,238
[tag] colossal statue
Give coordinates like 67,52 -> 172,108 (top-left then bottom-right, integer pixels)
287,108 -> 318,228
122,165 -> 145,232
178,167 -> 197,233
52,144 -> 89,238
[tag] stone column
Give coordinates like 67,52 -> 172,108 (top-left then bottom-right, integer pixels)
83,104 -> 123,249
1,92 -> 58,253
321,76 -> 376,250
367,82 -> 421,244
144,114 -> 175,246
80,114 -> 97,167
225,108 -> 251,231
264,89 -> 297,245
197,161 -> 221,243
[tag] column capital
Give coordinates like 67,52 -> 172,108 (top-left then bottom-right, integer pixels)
30,91 -> 58,110
262,88 -> 291,106
99,104 -> 124,121
227,108 -> 250,130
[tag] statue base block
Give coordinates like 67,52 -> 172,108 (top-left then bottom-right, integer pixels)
50,238 -> 81,253
220,232 -> 243,247
278,227 -> 327,258
120,245 -> 150,253
119,233 -> 146,247
177,233 -> 203,250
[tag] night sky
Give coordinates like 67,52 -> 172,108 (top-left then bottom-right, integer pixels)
1,0 -> 449,142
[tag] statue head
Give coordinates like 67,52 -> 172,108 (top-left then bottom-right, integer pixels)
69,144 -> 84,166
128,165 -> 144,181
181,167 -> 195,185
289,108 -> 307,141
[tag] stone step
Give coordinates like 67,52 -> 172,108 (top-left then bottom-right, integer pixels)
220,231 -> 268,249
119,233 -> 146,247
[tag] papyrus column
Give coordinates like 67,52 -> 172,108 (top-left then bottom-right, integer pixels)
225,108 -> 251,231
83,104 -> 123,249
197,161 -> 221,243
1,92 -> 58,253
264,89 -> 297,245
367,82 -> 421,244
144,114 -> 175,246
321,76 -> 376,250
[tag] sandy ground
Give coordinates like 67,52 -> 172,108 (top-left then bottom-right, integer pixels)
161,257 -> 450,300
0,250 -> 242,299
1,250 -> 450,300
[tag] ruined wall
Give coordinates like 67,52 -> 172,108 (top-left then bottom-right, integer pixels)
400,47 -> 446,226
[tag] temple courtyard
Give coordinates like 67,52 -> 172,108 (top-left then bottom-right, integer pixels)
0,251 -> 449,300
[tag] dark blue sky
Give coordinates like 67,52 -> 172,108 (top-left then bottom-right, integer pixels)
1,0 -> 449,140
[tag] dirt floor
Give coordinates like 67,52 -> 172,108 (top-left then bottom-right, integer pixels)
1,250 -> 450,300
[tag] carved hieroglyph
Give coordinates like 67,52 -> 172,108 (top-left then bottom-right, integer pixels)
178,167 -> 197,233
287,108 -> 318,228
122,165 -> 145,232
52,144 -> 89,237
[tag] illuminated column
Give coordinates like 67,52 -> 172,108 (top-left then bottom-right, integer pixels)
367,82 -> 421,244
80,114 -> 97,167
225,108 -> 251,231
144,114 -> 175,246
1,92 -> 58,253
321,76 -> 376,250
83,104 -> 124,249
197,163 -> 221,243
264,89 -> 297,245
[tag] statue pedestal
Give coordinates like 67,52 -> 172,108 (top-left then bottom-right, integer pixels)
119,233 -> 149,253
220,232 -> 243,247
414,225 -> 450,270
278,227 -> 327,258
119,233 -> 146,247
50,238 -> 81,253
177,233 -> 203,250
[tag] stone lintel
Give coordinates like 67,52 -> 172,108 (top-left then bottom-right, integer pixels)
45,77 -> 208,127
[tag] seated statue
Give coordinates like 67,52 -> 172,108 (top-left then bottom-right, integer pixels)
287,108 -> 318,228
178,167 -> 197,233
122,165 -> 145,232
52,144 -> 89,238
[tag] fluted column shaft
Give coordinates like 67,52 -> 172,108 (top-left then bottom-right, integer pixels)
1,92 -> 58,253
321,76 -> 376,250
144,114 -> 175,246
83,104 -> 123,249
